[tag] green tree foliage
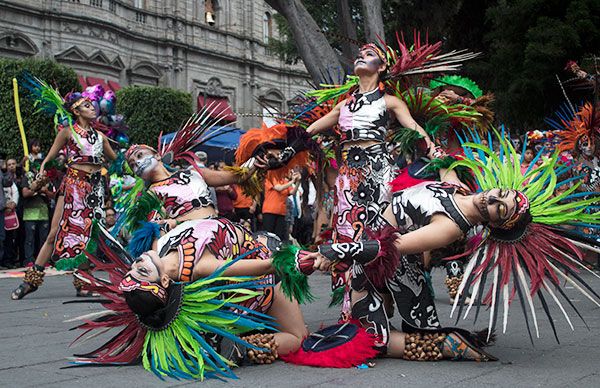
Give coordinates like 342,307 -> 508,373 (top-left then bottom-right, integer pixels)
0,58 -> 80,159
116,86 -> 192,146
480,0 -> 600,128
270,0 -> 599,130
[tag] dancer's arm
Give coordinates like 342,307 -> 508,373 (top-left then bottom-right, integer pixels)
306,100 -> 344,135
101,134 -> 117,161
390,215 -> 463,255
39,129 -> 70,175
194,250 -> 274,278
385,95 -> 439,157
312,214 -> 463,271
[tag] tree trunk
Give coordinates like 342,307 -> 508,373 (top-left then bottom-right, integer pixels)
336,0 -> 358,67
266,0 -> 344,84
361,0 -> 384,44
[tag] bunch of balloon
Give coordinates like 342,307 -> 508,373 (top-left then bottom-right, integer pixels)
84,84 -> 130,149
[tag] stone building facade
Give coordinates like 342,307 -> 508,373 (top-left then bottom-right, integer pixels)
0,0 -> 310,128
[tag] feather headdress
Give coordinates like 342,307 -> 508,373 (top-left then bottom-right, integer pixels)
448,130 -> 600,342
551,102 -> 600,154
65,226 -> 276,380
429,75 -> 483,99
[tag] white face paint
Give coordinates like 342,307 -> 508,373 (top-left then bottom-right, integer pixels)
133,155 -> 159,179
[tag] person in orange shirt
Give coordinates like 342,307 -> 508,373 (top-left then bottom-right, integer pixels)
232,184 -> 256,228
262,172 -> 300,240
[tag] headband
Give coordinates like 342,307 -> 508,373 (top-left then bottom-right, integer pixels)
498,191 -> 530,230
359,43 -> 388,66
125,144 -> 158,160
119,273 -> 168,304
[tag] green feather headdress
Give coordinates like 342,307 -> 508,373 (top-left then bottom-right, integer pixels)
429,75 -> 483,99
450,128 -> 600,226
448,128 -> 600,343
67,226 -> 277,380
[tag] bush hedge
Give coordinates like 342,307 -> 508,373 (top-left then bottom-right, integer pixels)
116,86 -> 193,146
0,58 -> 80,159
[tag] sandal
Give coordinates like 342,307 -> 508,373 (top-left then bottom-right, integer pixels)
442,332 -> 498,361
76,289 -> 100,297
11,283 -> 37,300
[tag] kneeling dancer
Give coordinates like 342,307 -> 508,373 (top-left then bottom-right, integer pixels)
67,218 -> 308,379
283,135 -> 600,360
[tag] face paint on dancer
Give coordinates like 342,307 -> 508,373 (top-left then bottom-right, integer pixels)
354,47 -> 386,76
578,135 -> 595,158
72,100 -> 97,121
127,147 -> 160,180
128,251 -> 164,283
474,188 -> 524,228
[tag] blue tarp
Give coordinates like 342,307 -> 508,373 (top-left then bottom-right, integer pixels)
160,126 -> 245,164
160,126 -> 245,148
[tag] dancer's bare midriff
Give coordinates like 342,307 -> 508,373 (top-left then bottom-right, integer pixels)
341,139 -> 382,151
175,206 -> 218,222
69,163 -> 103,174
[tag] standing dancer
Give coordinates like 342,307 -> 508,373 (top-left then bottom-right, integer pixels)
12,77 -> 117,300
304,37 -> 478,313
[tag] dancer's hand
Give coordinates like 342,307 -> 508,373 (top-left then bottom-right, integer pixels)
253,154 -> 269,170
37,167 -> 47,180
437,90 -> 460,103
302,251 -> 332,273
427,143 -> 447,160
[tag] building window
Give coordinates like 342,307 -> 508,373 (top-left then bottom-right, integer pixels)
90,0 -> 102,7
263,12 -> 272,44
109,0 -> 116,12
134,0 -> 147,23
261,90 -> 284,125
205,0 -> 217,26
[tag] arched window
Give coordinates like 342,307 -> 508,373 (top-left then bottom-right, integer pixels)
205,0 -> 217,26
261,89 -> 284,125
263,12 -> 272,44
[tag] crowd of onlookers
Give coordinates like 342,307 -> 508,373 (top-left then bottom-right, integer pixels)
194,151 -> 335,247
0,145 -> 336,270
0,139 -> 56,269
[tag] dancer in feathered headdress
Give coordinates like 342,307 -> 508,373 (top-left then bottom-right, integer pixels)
290,32 -> 480,317
65,222 -> 281,380
92,104 -> 278,260
273,132 -> 600,357
548,102 -> 600,192
11,74 -> 118,300
66,219 -> 378,378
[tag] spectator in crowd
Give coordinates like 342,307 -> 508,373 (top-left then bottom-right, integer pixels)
262,172 -> 300,241
313,164 -> 336,243
285,194 -> 296,243
105,207 -> 117,232
232,183 -> 256,229
3,158 -> 21,267
291,167 -> 316,246
214,162 -> 237,220
0,168 -> 6,269
520,146 -> 536,175
21,139 -> 44,169
21,168 -> 53,267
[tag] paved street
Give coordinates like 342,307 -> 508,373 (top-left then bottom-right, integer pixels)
1,270 -> 600,388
